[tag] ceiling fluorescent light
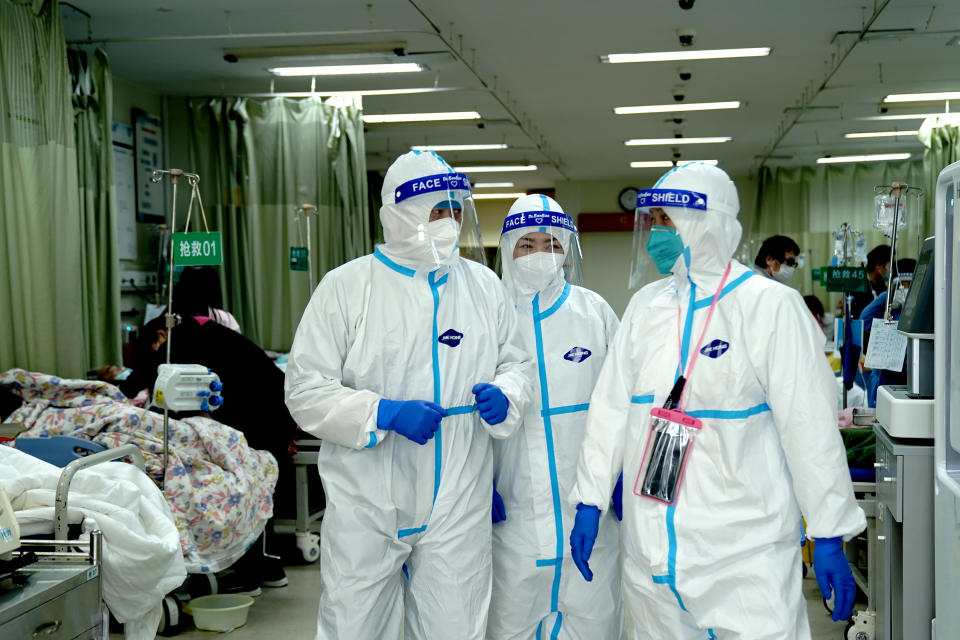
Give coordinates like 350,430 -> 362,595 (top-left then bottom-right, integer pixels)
473,182 -> 515,188
615,101 -> 741,115
472,192 -> 528,200
844,131 -> 919,138
602,48 -> 770,63
860,113 -> 950,121
411,144 -> 508,151
453,165 -> 538,173
625,137 -> 731,146
268,63 -> 422,76
817,153 -> 911,164
363,111 -> 481,123
883,91 -> 960,103
225,42 -> 408,60
630,160 -> 719,168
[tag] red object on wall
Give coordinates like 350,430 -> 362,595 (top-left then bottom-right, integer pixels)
577,212 -> 634,232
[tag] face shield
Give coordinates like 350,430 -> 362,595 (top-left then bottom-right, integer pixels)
890,272 -> 913,309
628,187 -> 707,288
380,151 -> 485,269
498,195 -> 583,300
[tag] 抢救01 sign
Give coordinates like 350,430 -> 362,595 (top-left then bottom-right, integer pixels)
172,232 -> 223,266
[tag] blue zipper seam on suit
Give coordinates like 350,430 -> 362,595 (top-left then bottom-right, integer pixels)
532,286 -> 570,639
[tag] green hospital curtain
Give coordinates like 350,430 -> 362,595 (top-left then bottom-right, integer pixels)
750,160 -> 925,309
187,97 -> 370,351
71,47 -> 122,370
919,117 -> 960,226
0,0 -> 84,377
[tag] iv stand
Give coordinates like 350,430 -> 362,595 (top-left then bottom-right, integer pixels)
151,168 -> 205,489
877,181 -> 922,324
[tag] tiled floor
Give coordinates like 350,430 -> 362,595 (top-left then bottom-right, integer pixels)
113,560 -> 860,639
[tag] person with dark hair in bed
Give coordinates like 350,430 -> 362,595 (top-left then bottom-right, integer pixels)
121,269 -> 297,591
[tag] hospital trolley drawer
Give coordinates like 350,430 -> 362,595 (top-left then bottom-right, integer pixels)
0,568 -> 100,639
875,434 -> 903,522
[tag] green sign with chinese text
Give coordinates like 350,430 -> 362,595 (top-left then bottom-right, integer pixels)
172,232 -> 223,266
290,246 -> 309,271
820,266 -> 869,293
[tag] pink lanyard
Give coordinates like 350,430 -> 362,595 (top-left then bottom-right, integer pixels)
675,262 -> 733,409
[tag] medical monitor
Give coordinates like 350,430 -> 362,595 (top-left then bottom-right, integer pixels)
897,236 -> 935,337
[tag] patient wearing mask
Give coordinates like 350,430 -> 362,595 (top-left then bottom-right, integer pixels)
754,234 -> 801,284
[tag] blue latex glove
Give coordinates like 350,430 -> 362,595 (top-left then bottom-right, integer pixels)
377,399 -> 446,445
492,485 -> 506,524
813,537 -> 855,622
611,473 -> 623,522
570,503 -> 601,582
472,383 -> 509,425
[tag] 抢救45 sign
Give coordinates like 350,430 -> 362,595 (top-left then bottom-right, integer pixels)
172,232 -> 223,266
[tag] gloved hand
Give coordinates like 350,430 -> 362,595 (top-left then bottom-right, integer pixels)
611,472 -> 623,522
813,537 -> 856,622
472,383 -> 509,425
570,503 -> 601,582
492,485 -> 506,524
377,399 -> 447,445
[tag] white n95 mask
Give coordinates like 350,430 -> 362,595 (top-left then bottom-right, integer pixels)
772,264 -> 795,284
514,251 -> 563,292
425,218 -> 460,262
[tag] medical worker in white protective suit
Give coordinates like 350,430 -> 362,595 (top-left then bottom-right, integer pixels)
285,150 -> 534,640
488,195 -> 623,640
569,163 -> 867,639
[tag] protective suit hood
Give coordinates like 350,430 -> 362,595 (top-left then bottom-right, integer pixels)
378,150 -> 476,272
642,163 -> 742,292
499,194 -> 582,307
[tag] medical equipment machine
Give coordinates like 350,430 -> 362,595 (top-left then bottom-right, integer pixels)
868,235 -> 936,639
933,160 -> 960,640
152,364 -> 223,413
874,183 -> 923,323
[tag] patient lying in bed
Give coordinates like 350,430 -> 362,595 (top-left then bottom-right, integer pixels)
2,368 -> 277,575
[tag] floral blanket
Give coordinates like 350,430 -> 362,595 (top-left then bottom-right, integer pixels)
2,369 -> 278,573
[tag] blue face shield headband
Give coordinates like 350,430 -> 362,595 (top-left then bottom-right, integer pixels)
636,188 -> 708,213
393,173 -> 472,204
501,210 -> 576,235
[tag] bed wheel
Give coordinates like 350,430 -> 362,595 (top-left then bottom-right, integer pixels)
158,595 -> 183,636
844,610 -> 875,640
296,532 -> 320,563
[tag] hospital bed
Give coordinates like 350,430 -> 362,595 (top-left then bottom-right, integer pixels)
2,444 -> 143,638
273,435 -> 324,562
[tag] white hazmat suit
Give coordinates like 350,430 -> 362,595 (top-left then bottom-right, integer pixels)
572,163 -> 866,639
490,195 -> 623,640
285,151 -> 534,640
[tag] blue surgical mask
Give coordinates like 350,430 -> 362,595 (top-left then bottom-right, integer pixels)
646,226 -> 684,274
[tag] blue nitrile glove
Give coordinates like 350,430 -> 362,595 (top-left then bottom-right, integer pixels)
377,399 -> 446,445
611,473 -> 623,522
472,383 -> 509,425
813,537 -> 856,622
492,485 -> 506,524
570,503 -> 601,582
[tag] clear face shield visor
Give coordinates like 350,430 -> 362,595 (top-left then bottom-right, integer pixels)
391,172 -> 485,267
628,187 -> 707,288
498,210 -> 583,291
